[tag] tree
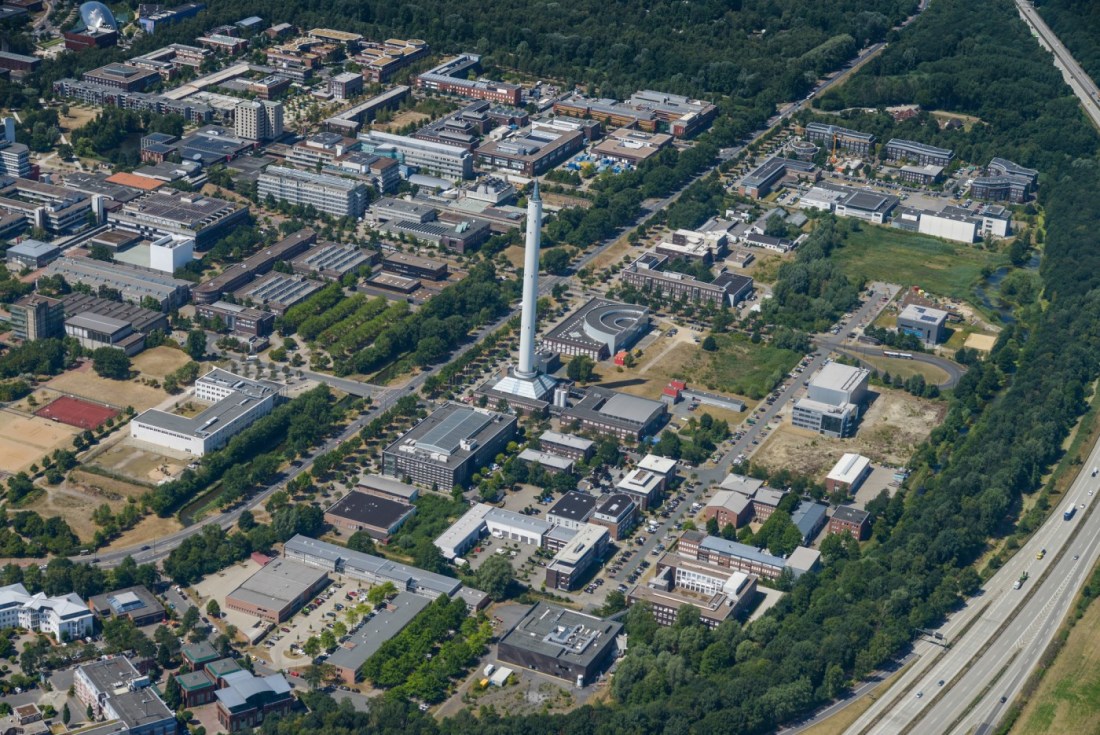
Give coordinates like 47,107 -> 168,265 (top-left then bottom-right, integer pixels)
302,663 -> 325,690
302,636 -> 321,657
701,335 -> 718,351
319,629 -> 336,651
567,355 -> 596,383
367,581 -> 398,607
474,554 -> 513,601
92,348 -> 131,380
164,675 -> 182,710
346,530 -> 376,554
206,600 -> 221,618
185,330 -> 206,361
412,539 -> 447,574
180,606 -> 199,635
62,704 -> 70,725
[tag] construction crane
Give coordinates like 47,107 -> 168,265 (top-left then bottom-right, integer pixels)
830,131 -> 839,164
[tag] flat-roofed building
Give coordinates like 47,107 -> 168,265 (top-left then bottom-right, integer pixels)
621,252 -> 754,307
75,656 -> 177,735
416,53 -> 521,105
897,303 -> 948,344
107,190 -> 248,249
382,251 -> 448,281
330,71 -> 363,101
223,558 -> 329,622
546,524 -> 609,591
517,448 -> 574,474
131,369 -> 282,455
553,90 -> 717,138
45,256 -> 191,311
356,474 -> 420,503
560,386 -> 668,441
547,492 -> 596,530
0,140 -> 30,179
590,493 -> 637,539
83,62 -> 159,91
739,156 -> 817,198
898,163 -> 944,185
655,228 -> 728,263
378,212 -> 492,253
825,453 -> 872,495
433,503 -> 551,560
233,272 -> 320,315
283,535 -> 461,599
359,130 -> 474,181
616,467 -> 664,511
325,86 -> 410,135
917,207 -> 980,243
497,602 -> 622,686
631,556 -> 756,628
593,127 -> 673,165
196,300 -> 275,337
258,165 -> 369,218
676,530 -> 820,579
0,177 -> 93,235
323,490 -> 415,542
885,139 -> 954,167
476,126 -> 585,176
64,312 -> 145,355
971,157 -> 1037,203
382,404 -> 516,488
829,506 -> 871,540
7,294 -> 64,341
59,295 -> 175,344
803,122 -> 875,155
327,592 -> 429,684
791,363 -> 869,438
193,229 -> 315,303
6,239 -> 59,269
539,430 -> 594,462
88,585 -> 165,626
543,298 -> 649,362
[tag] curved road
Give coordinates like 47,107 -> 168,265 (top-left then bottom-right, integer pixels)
834,343 -> 966,389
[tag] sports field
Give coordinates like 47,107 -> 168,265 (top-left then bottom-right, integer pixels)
35,395 -> 118,429
0,411 -> 78,474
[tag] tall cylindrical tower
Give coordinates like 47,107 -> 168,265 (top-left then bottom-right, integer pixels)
515,181 -> 542,378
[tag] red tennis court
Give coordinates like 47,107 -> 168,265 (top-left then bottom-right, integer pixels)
34,396 -> 119,429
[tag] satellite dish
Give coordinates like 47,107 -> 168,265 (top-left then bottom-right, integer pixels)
79,1 -> 118,32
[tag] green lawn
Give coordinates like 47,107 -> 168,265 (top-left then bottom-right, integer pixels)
833,225 -> 1008,301
697,333 -> 802,399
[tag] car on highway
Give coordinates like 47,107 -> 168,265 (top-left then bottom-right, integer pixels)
916,691 -> 923,699
1000,696 -> 1007,704
1037,548 -> 1046,560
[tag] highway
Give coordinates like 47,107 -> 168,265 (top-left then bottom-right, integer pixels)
1016,0 -> 1100,130
844,451 -> 1100,735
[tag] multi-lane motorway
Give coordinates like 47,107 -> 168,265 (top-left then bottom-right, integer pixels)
844,446 -> 1100,735
1016,0 -> 1100,130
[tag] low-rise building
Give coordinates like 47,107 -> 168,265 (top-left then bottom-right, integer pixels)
553,90 -> 717,138
6,239 -> 58,269
543,298 -> 650,361
356,474 -> 420,503
546,524 -> 609,591
108,190 -> 249,249
0,177 -> 93,235
739,156 -> 817,198
517,448 -> 574,474
539,430 -> 595,461
193,229 -> 316,304
75,656 -> 178,735
621,252 -> 753,307
560,386 -> 668,441
223,558 -> 329,622
0,583 -> 94,639
703,490 -> 754,529
323,490 -> 415,542
803,122 -> 875,155
215,670 -> 293,733
498,602 -> 622,687
829,506 -> 871,540
417,53 -> 521,105
359,129 -> 474,181
196,301 -> 275,337
327,592 -> 429,683
290,241 -> 375,281
382,252 -> 448,280
88,586 -> 165,627
631,556 -> 756,628
547,492 -> 596,530
45,256 -> 191,311
825,453 -> 872,495
592,127 -> 673,165
790,500 -> 829,544
791,363 -> 869,438
897,303 -> 949,345
676,530 -> 820,580
885,139 -> 954,167
434,503 -> 552,560
382,404 -> 516,489
476,125 -> 585,176
589,493 -> 637,539
233,272 -> 321,314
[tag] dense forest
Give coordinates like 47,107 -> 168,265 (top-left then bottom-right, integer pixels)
248,0 -> 1100,733
1035,0 -> 1100,89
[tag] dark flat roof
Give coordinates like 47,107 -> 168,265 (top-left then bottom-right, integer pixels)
548,491 -> 596,522
325,490 -> 415,530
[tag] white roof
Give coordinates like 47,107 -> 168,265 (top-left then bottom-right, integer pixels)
718,473 -> 765,496
638,454 -> 677,475
540,430 -> 594,452
617,468 -> 662,495
827,453 -> 871,484
706,490 -> 752,514
433,503 -> 493,558
787,547 -> 821,574
811,362 -> 869,393
0,583 -> 90,619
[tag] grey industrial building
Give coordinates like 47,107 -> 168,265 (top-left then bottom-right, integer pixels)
791,362 -> 869,438
323,490 -> 416,542
45,256 -> 191,310
560,386 -> 667,440
223,558 -> 329,623
382,404 -> 517,488
107,190 -> 249,249
290,241 -> 375,280
496,603 -> 622,686
327,592 -> 429,684
234,272 -> 321,314
193,229 -> 316,304
739,156 -> 817,198
62,292 -> 170,355
6,239 -> 59,269
543,298 -> 650,361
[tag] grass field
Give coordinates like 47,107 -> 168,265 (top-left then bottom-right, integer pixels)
834,226 -> 1007,302
697,333 -> 803,400
45,366 -> 168,412
131,347 -> 192,380
1011,579 -> 1100,735
859,355 -> 950,385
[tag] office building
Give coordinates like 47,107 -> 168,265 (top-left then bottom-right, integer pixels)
108,190 -> 248,250
193,229 -> 316,303
621,252 -> 754,307
0,140 -> 30,178
791,500 -> 829,543
248,74 -> 291,100
592,127 -> 673,166
476,126 -> 585,176
703,490 -> 754,529
917,207 -> 980,243
382,404 -> 516,488
739,156 -> 817,198
330,71 -> 363,100
417,53 -> 521,105
677,530 -> 820,580
554,90 -> 717,138
359,130 -> 474,181
75,656 -> 177,735
65,312 -> 145,355
560,386 -> 668,440
195,301 -> 274,337
897,163 -> 944,185
283,535 -> 462,599
885,139 -> 954,167
971,157 -> 1038,203
291,241 -> 374,280
825,453 -> 872,495
497,602 -> 622,685
215,670 -> 293,733
328,592 -> 429,684
325,86 -> 410,135
7,294 -> 64,341
539,431 -> 594,462
234,99 -> 283,141
323,490 -> 415,542
803,122 -> 875,155
791,362 -> 869,438
223,558 -> 329,622
833,188 -> 899,224
897,303 -> 949,344
543,298 -> 649,361
0,51 -> 40,75
0,583 -> 94,639
88,586 -> 165,627
258,166 -> 369,218
546,524 -> 609,591
0,177 -> 92,235
632,555 -> 756,628
83,62 -> 159,92
547,492 -> 597,531
655,228 -> 729,263
138,2 -> 205,33
352,38 -> 429,82
326,151 -> 401,193
828,506 -> 871,540
130,369 -> 282,456
6,239 -> 59,269
234,272 -> 320,314
45,256 -> 191,310
382,252 -> 448,280
589,493 -> 637,539
378,211 -> 492,253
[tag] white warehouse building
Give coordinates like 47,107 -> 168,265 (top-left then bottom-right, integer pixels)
0,583 -> 94,640
131,369 -> 282,456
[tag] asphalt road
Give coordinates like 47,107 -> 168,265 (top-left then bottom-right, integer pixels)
1016,0 -> 1100,130
610,282 -> 901,584
834,343 -> 966,389
844,449 -> 1100,734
